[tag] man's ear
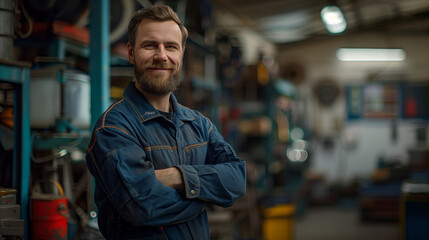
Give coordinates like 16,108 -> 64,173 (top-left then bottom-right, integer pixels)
127,42 -> 135,65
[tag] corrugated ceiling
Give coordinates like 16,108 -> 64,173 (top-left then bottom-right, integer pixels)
211,0 -> 429,44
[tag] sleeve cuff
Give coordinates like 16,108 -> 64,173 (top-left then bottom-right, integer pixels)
176,165 -> 200,199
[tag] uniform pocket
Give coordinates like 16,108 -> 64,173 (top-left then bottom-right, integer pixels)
185,142 -> 208,165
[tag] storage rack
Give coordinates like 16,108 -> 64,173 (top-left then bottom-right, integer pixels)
0,59 -> 31,238
3,0 -> 110,238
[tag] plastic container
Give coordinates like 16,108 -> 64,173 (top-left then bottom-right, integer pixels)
262,204 -> 295,240
31,181 -> 69,240
30,67 -> 91,129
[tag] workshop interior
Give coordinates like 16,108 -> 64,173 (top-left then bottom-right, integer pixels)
1,0 -> 429,239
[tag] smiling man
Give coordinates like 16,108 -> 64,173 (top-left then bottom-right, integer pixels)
86,5 -> 246,240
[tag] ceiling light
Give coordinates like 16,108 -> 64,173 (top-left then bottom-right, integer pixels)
321,6 -> 347,34
336,48 -> 406,61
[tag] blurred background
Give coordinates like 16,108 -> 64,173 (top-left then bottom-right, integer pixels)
1,0 -> 429,239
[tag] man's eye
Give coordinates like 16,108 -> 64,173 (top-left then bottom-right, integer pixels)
166,45 -> 178,50
144,44 -> 155,49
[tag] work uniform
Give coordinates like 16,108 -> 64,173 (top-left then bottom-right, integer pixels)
86,82 -> 246,239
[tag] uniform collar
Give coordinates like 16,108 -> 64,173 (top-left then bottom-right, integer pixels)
123,81 -> 196,124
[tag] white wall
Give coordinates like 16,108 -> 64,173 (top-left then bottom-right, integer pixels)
278,33 -> 429,184
311,121 -> 420,183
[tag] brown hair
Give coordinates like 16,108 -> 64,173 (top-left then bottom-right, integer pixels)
128,5 -> 188,48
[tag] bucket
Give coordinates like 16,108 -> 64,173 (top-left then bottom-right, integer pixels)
30,67 -> 91,129
31,181 -> 69,240
262,204 -> 295,240
0,0 -> 15,60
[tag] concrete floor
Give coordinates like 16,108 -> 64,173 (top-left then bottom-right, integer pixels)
295,206 -> 399,240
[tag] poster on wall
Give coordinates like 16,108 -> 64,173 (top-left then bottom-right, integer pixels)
346,83 -> 429,121
401,84 -> 429,120
346,85 -> 362,120
362,84 -> 399,119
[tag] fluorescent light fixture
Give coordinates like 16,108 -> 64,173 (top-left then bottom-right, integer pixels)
321,6 -> 347,34
336,48 -> 406,61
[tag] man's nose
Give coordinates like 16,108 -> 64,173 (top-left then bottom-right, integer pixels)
154,47 -> 168,62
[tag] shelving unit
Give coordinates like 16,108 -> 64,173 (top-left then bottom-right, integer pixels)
0,59 -> 31,239
0,1 -> 110,239
178,36 -> 220,126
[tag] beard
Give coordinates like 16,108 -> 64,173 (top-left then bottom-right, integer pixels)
134,62 -> 182,96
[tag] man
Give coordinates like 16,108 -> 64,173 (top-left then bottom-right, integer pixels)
86,4 -> 246,239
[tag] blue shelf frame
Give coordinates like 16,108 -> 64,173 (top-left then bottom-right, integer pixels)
89,0 -> 111,129
0,1 -> 110,238
0,61 -> 31,239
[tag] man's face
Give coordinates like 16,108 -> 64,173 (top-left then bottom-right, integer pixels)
128,19 -> 184,96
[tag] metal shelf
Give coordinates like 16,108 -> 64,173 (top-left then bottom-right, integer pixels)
0,59 -> 31,239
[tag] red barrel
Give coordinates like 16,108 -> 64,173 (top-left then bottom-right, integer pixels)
31,182 -> 69,240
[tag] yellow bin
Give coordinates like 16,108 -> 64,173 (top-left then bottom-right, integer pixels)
262,204 -> 295,240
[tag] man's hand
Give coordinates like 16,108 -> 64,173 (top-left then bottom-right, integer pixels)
155,167 -> 184,190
